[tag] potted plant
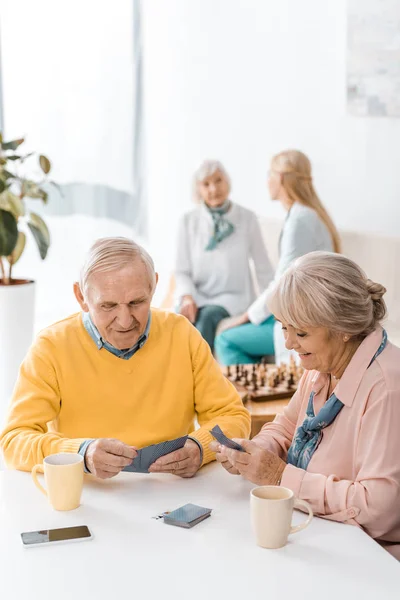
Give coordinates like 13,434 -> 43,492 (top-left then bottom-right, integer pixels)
0,134 -> 53,403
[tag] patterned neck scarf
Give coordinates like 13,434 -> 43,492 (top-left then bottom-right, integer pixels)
287,329 -> 388,470
205,200 -> 235,251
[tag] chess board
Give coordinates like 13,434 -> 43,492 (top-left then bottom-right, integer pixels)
223,360 -> 303,402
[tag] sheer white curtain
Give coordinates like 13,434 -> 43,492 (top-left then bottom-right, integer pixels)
0,0 -> 150,330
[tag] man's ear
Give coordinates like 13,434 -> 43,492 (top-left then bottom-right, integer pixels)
73,282 -> 89,312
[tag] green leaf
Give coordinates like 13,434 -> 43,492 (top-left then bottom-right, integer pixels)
21,180 -> 43,199
1,169 -> 14,180
28,211 -> 50,259
6,155 -> 21,161
2,138 -> 24,151
0,209 -> 18,257
0,190 -> 24,218
0,180 -> 6,194
7,231 -> 26,265
38,188 -> 48,204
39,155 -> 51,174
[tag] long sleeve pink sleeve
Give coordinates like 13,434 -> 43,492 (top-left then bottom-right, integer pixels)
281,382 -> 400,540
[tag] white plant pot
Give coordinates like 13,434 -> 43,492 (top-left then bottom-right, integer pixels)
0,280 -> 35,423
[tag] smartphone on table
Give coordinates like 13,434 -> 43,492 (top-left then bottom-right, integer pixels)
21,525 -> 93,548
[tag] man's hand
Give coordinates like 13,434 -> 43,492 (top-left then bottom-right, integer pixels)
85,438 -> 138,479
179,295 -> 198,324
216,312 -> 249,334
148,439 -> 202,478
216,439 -> 286,485
209,441 -> 240,475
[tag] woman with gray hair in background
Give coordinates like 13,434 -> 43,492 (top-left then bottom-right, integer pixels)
174,160 -> 274,351
211,252 -> 400,560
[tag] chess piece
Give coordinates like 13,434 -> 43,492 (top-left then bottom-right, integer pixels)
251,372 -> 258,392
227,365 -> 231,378
286,372 -> 295,390
243,369 -> 250,387
235,364 -> 241,382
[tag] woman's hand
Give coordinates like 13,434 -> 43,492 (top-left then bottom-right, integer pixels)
217,439 -> 286,485
179,295 -> 198,324
216,312 -> 250,334
209,441 -> 240,475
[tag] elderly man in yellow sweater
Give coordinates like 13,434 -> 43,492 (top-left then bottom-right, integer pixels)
0,237 -> 250,479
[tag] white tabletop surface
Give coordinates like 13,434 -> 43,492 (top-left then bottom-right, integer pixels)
0,463 -> 398,599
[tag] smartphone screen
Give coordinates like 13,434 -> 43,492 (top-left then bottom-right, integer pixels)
21,525 -> 92,546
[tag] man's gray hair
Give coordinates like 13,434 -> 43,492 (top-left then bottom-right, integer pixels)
80,237 -> 156,294
192,159 -> 231,203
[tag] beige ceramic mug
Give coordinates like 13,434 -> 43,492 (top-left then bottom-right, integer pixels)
250,485 -> 313,549
32,453 -> 84,511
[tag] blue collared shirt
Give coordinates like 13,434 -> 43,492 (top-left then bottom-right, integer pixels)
82,311 -> 151,360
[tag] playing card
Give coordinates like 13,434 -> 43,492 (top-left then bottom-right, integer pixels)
163,503 -> 212,528
210,425 -> 245,452
124,435 -> 188,473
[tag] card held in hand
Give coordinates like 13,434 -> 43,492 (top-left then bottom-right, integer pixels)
210,425 -> 245,452
124,435 -> 188,473
163,503 -> 212,528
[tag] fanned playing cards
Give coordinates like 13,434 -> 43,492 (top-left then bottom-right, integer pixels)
210,425 -> 245,452
124,435 -> 188,473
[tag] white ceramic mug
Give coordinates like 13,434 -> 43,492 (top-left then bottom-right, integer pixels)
32,453 -> 84,511
250,485 -> 313,549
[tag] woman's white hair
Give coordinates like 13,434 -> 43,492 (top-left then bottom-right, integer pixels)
192,159 -> 231,203
80,237 -> 156,295
268,251 -> 387,339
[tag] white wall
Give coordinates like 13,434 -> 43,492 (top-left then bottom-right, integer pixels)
143,0 -> 400,272
1,0 -> 135,192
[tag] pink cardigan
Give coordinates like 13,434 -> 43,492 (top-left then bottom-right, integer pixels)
254,327 -> 400,559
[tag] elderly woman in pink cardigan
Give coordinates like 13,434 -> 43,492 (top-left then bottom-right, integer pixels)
211,252 -> 400,560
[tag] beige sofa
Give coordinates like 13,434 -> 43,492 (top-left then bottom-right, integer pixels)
258,217 -> 400,347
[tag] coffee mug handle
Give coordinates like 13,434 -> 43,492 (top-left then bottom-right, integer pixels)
290,499 -> 313,534
32,464 -> 47,496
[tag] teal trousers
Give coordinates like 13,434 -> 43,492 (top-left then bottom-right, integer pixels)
214,315 -> 275,365
195,305 -> 230,352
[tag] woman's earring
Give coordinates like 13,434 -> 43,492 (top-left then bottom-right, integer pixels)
343,336 -> 349,342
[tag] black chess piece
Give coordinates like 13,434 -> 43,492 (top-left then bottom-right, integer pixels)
235,364 -> 241,382
287,372 -> 295,389
251,372 -> 258,392
243,367 -> 250,386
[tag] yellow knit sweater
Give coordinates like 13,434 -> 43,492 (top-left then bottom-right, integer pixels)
0,309 -> 250,471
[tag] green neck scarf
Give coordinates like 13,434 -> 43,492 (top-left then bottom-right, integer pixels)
205,200 -> 235,251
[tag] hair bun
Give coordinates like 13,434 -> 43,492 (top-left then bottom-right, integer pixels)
366,279 -> 386,301
366,279 -> 387,323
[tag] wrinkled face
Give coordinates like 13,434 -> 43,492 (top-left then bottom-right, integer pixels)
281,322 -> 346,373
77,262 -> 156,350
198,170 -> 230,207
267,167 -> 282,200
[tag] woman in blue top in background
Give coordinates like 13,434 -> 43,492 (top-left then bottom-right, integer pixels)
215,149 -> 341,365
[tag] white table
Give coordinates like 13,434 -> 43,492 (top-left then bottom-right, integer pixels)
0,464 -> 398,599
